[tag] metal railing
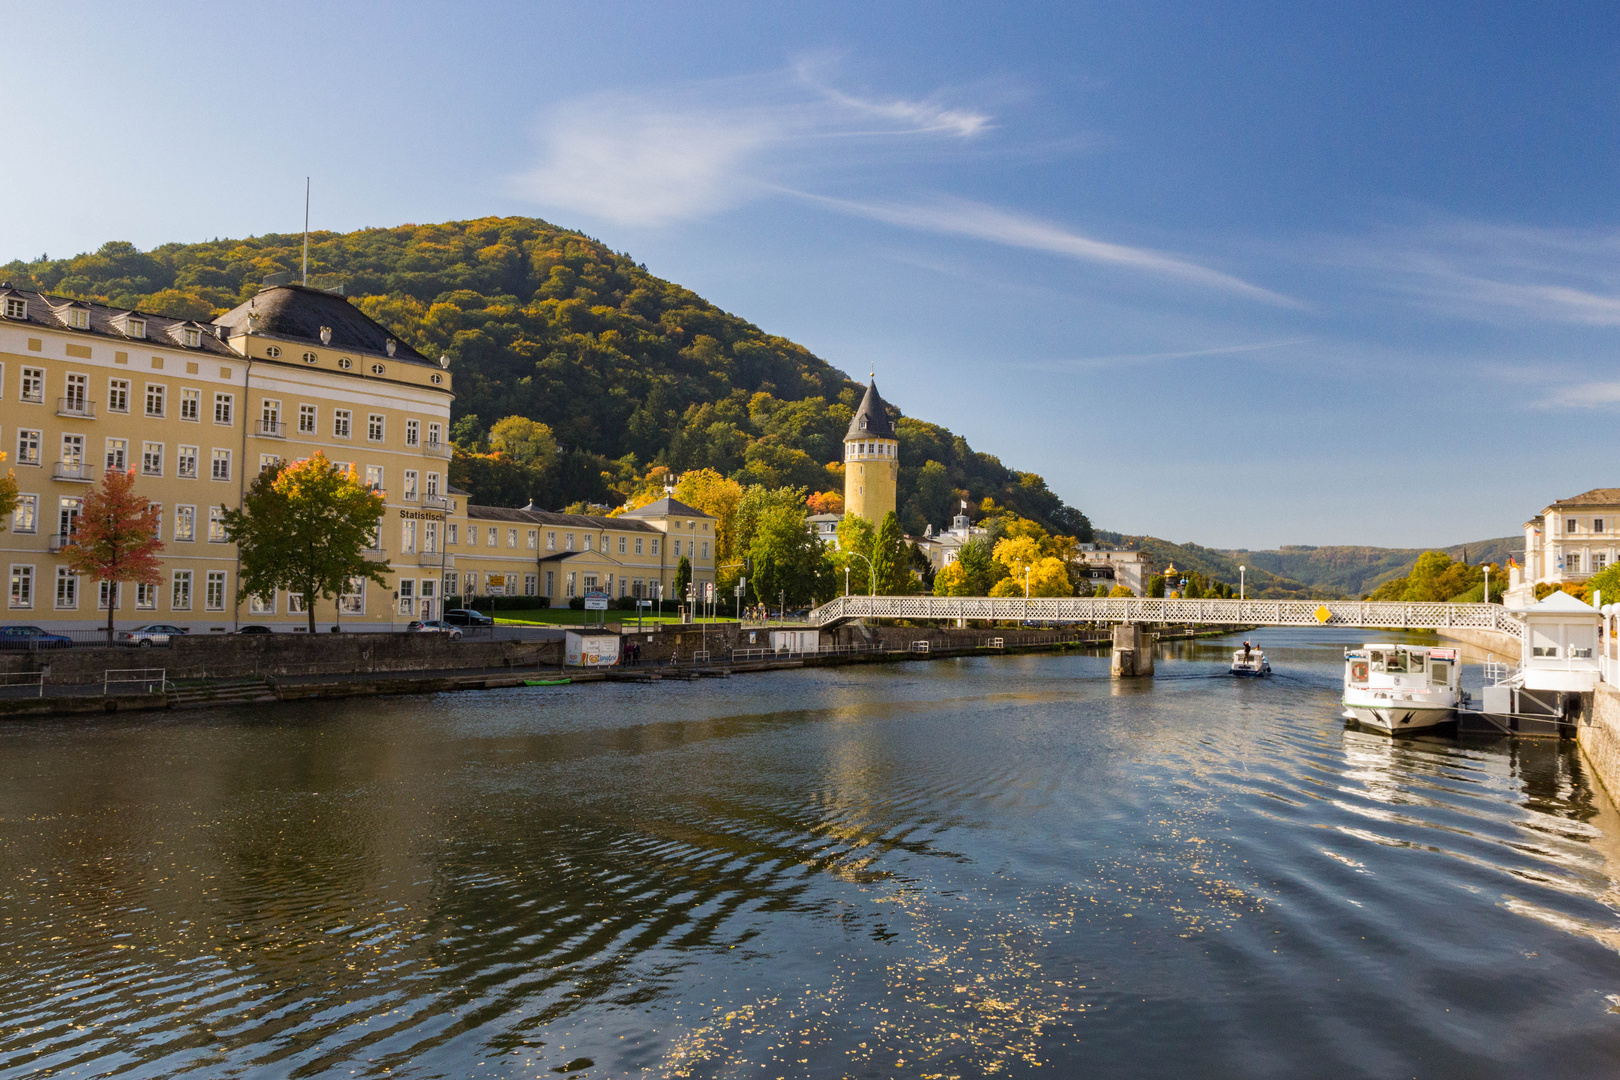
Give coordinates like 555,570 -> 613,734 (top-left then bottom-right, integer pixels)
52,461 -> 95,481
423,439 -> 450,457
56,398 -> 95,418
423,494 -> 449,510
808,595 -> 1527,635
48,533 -> 74,553
0,671 -> 44,697
104,668 -> 166,695
910,640 -> 931,653
256,419 -> 286,438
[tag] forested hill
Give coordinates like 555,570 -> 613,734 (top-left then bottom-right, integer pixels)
1,218 -> 1089,537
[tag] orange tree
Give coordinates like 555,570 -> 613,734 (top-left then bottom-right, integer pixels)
222,452 -> 391,634
64,467 -> 163,644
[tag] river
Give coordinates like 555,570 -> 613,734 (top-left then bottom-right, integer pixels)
2,628 -> 1619,1078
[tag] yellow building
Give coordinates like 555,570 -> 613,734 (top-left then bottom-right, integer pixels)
0,281 -> 715,631
842,379 -> 898,524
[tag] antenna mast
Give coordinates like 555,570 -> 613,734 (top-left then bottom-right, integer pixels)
302,177 -> 310,286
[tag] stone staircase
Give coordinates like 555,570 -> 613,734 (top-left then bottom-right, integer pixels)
166,678 -> 280,709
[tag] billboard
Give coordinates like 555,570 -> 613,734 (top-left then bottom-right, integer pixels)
565,631 -> 621,667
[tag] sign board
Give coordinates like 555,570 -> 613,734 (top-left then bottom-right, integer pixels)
565,631 -> 620,667
636,600 -> 652,608
705,582 -> 715,602
584,591 -> 610,611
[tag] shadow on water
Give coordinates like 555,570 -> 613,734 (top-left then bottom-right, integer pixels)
0,629 -> 1618,1078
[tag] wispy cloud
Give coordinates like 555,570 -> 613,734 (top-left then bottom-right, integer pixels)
1010,338 -> 1312,371
788,192 -> 1299,305
1336,219 -> 1620,326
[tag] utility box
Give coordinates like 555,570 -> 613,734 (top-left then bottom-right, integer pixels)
1518,591 -> 1599,692
770,629 -> 820,653
565,631 -> 621,667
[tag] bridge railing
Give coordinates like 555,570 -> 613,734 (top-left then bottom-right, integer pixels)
808,595 -> 1524,635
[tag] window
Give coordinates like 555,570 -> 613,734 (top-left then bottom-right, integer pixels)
337,357 -> 353,370
260,399 -> 282,434
547,531 -> 556,551
673,539 -> 681,557
134,440 -> 162,477
302,351 -> 318,364
105,438 -> 127,471
1567,517 -> 1577,533
1597,519 -> 1606,534
524,574 -> 537,597
406,419 -> 420,446
333,410 -> 351,438
182,327 -> 201,349
171,569 -> 193,612
61,373 -> 88,413
489,527 -> 499,547
466,525 -> 477,547
402,519 -> 417,554
702,541 -> 709,560
68,309 -> 88,330
365,465 -> 383,492
54,567 -> 77,609
250,592 -> 274,615
339,578 -> 365,615
651,538 -> 659,555
583,533 -> 593,552
135,582 -> 156,610
205,571 -> 226,611
545,570 -> 555,598
527,529 -> 538,550
179,387 -> 199,421
583,574 -> 597,592
12,495 -> 35,534
213,393 -> 233,425
17,430 -> 39,466
126,317 -> 146,340
635,537 -> 643,555
177,445 -> 198,479
447,523 -> 458,545
99,581 -> 121,611
367,414 -> 384,441
56,497 -> 81,544
1595,554 -> 1609,572
147,503 -> 161,541
9,565 -> 32,609
1568,552 -> 1582,574
265,346 -> 281,359
427,422 -> 442,447
175,506 -> 195,542
208,507 -> 227,543
403,470 -> 418,500
288,592 -> 306,614
2,297 -> 25,319
20,367 -> 42,403
426,472 -> 439,497
60,434 -> 84,467
508,528 -> 518,548
259,454 -> 280,473
567,571 -> 577,598
424,521 -> 438,554
108,379 -> 129,413
618,536 -> 626,554
298,404 -> 317,433
140,382 -> 166,418
210,448 -> 231,481
398,578 -> 414,617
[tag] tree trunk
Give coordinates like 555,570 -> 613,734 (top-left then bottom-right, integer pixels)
105,581 -> 115,646
307,581 -> 317,636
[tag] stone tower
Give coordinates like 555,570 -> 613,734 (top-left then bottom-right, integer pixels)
843,379 -> 898,524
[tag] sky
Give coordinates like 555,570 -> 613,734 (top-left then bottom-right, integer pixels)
4,1 -> 1619,549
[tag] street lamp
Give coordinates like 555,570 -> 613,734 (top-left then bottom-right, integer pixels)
1239,565 -> 1246,601
848,551 -> 876,597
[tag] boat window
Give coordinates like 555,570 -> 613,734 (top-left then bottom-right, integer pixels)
1408,652 -> 1425,672
1370,650 -> 1385,672
1385,651 -> 1407,673
1430,660 -> 1449,685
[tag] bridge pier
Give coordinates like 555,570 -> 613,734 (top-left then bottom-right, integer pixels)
1111,624 -> 1154,678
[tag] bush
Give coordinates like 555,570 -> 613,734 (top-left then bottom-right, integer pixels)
444,596 -> 551,611
613,595 -> 639,610
568,596 -> 586,610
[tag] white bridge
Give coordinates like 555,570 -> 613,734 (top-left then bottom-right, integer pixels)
808,595 -> 1523,635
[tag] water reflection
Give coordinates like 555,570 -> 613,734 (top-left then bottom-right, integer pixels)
1,629 -> 1618,1078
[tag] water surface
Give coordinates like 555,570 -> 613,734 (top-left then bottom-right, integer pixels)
3,628 -> 1619,1078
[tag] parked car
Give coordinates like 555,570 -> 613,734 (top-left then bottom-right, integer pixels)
118,624 -> 190,647
235,625 -> 273,635
443,609 -> 494,627
407,620 -> 463,640
0,625 -> 72,650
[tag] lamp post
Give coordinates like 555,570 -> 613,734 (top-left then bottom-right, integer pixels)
848,552 -> 875,597
1239,565 -> 1246,601
1484,564 -> 1490,605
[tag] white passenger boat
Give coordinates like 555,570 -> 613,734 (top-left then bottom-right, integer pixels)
1342,644 -> 1461,734
1230,646 -> 1271,677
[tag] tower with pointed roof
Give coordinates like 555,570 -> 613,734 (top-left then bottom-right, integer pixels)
843,378 -> 898,525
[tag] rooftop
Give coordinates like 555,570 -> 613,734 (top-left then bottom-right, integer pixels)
1545,488 -> 1620,511
0,284 -> 237,357
620,496 -> 714,519
845,380 -> 897,441
468,505 -> 660,532
214,284 -> 433,366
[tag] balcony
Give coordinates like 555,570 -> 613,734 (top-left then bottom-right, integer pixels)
52,461 -> 95,482
256,419 -> 287,438
418,552 -> 454,568
423,439 -> 450,458
56,398 -> 96,419
48,533 -> 75,553
423,493 -> 449,510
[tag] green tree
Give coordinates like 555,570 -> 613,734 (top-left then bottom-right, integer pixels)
487,415 -> 558,470
749,504 -> 827,607
63,467 -> 163,644
871,511 -> 915,595
674,555 -> 692,605
224,452 -> 391,634
1147,574 -> 1166,598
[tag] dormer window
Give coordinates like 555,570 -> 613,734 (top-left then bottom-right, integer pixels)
67,308 -> 89,330
2,297 -> 25,320
126,317 -> 146,339
264,346 -> 281,358
181,327 -> 201,348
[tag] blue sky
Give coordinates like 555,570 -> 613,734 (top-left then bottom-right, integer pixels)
5,1 -> 1618,548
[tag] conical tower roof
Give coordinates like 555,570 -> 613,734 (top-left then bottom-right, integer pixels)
845,379 -> 896,440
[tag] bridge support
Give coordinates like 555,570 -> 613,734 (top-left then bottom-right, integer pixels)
1111,624 -> 1154,678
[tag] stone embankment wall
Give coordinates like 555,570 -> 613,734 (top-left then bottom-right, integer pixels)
0,634 -> 559,685
1436,627 -> 1520,657
1582,684 -> 1620,800
829,625 -> 1097,651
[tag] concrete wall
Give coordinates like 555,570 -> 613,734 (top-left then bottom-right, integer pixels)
1582,683 -> 1620,801
1437,626 -> 1520,658
0,633 -> 558,685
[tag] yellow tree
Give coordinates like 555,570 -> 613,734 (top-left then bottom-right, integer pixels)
674,468 -> 744,582
988,535 -> 1073,597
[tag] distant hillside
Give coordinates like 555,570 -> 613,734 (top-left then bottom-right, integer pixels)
2,219 -> 1088,537
1096,532 -> 1524,599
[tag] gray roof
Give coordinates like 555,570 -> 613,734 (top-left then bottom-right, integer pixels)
620,496 -> 713,519
845,380 -> 896,440
0,285 -> 238,357
468,505 -> 661,532
214,284 -> 432,366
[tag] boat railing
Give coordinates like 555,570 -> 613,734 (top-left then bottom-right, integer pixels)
1484,656 -> 1521,687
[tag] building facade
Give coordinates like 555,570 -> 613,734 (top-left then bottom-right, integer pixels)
0,282 -> 713,631
1506,488 -> 1616,606
843,379 -> 897,525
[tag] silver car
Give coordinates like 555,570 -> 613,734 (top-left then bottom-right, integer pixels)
118,623 -> 189,647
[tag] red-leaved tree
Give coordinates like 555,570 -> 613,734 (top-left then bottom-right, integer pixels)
65,467 -> 164,645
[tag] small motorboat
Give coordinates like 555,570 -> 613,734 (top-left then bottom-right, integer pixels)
1342,644 -> 1462,734
1230,646 -> 1271,677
